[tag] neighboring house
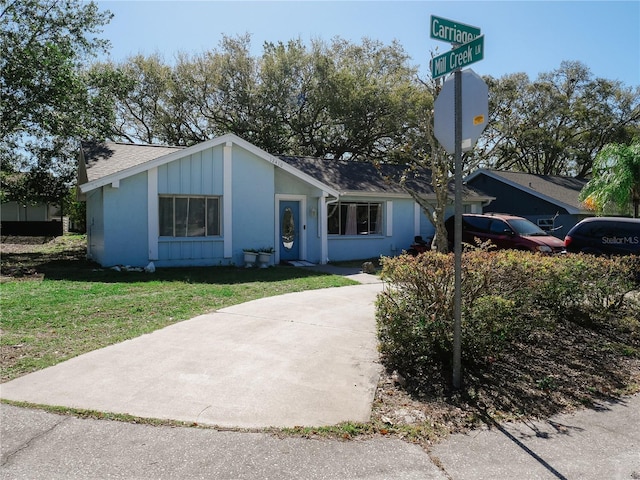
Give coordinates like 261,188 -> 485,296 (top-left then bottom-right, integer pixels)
465,169 -> 590,238
1,200 -> 64,236
1,201 -> 59,222
77,134 -> 492,268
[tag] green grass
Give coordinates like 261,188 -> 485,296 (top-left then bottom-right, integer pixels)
0,236 -> 357,382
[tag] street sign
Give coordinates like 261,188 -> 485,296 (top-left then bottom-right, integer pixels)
431,35 -> 484,79
434,69 -> 489,155
430,15 -> 481,44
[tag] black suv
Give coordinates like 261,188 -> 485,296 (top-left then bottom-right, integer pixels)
445,213 -> 566,253
564,217 -> 640,255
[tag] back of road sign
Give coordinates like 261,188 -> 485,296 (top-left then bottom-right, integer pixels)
434,69 -> 489,155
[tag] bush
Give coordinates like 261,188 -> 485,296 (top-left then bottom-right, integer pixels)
376,251 -> 639,381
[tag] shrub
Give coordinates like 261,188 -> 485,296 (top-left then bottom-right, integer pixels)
376,251 -> 639,381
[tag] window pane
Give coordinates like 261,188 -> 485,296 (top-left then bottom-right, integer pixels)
187,198 -> 206,237
357,204 -> 369,234
370,204 -> 382,234
175,198 -> 188,237
159,197 -> 174,236
328,204 -> 340,235
344,204 -> 357,235
207,198 -> 220,236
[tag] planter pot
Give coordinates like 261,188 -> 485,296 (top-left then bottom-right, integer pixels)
243,251 -> 258,268
257,252 -> 272,268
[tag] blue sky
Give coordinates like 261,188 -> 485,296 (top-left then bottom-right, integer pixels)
96,1 -> 639,87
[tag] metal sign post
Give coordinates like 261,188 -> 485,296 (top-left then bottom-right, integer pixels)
453,69 -> 463,390
431,15 -> 488,390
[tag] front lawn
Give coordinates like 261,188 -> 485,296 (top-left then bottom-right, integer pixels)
0,235 -> 356,382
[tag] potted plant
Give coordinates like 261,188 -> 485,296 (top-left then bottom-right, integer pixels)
243,249 -> 258,268
257,247 -> 274,268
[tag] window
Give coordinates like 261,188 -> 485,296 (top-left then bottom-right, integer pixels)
159,196 -> 221,237
537,218 -> 555,232
327,202 -> 383,236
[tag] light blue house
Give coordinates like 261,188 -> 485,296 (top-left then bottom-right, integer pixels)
77,134 -> 491,268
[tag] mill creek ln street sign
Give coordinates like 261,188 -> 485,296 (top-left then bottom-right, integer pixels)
431,35 -> 484,79
430,15 -> 481,44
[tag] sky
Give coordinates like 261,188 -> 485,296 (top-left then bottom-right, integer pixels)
95,0 -> 640,87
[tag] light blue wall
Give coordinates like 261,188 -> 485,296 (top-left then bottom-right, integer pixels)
102,173 -> 149,266
86,189 -> 105,265
231,148 -> 275,264
158,147 -> 223,194
327,197 -> 417,262
154,144 -> 276,267
156,146 -> 225,267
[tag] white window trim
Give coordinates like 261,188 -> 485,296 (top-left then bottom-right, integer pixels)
148,167 -> 159,260
223,142 -> 233,258
158,195 -> 222,238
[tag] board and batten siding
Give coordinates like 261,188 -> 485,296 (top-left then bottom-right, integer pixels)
154,145 -> 226,266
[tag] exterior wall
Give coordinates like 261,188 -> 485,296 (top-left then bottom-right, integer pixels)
86,189 -> 105,264
1,201 -> 50,221
156,146 -> 226,267
230,147 -> 276,265
102,173 -> 149,266
467,174 -> 582,239
152,143 -> 276,267
525,214 -> 587,239
326,196 -> 416,262
468,175 -> 569,216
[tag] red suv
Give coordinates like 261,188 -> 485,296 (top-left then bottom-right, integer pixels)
445,213 -> 566,253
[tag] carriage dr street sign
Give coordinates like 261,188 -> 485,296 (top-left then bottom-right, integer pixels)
430,15 -> 481,44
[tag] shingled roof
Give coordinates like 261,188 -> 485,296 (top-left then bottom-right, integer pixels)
466,169 -> 589,213
279,156 -> 490,200
79,142 -> 185,185
77,139 -> 491,202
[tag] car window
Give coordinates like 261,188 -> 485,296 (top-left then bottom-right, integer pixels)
489,219 -> 511,234
508,218 -> 548,236
464,216 -> 491,232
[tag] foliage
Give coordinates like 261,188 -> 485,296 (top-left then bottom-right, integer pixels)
579,141 -> 640,217
475,61 -> 640,176
376,251 -> 640,382
0,0 -> 125,203
105,35 -> 419,163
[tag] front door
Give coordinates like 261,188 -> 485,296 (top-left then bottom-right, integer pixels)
280,201 -> 300,262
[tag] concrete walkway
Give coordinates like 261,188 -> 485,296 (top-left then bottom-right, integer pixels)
1,276 -> 384,429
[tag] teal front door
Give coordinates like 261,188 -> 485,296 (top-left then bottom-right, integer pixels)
280,201 -> 300,262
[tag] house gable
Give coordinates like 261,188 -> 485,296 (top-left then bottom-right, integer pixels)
466,169 -> 589,215
79,134 -> 339,198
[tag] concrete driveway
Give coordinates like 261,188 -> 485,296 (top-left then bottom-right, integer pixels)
1,281 -> 384,429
